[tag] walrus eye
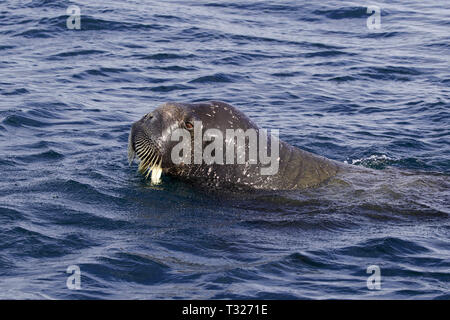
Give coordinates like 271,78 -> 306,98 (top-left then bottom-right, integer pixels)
185,121 -> 194,130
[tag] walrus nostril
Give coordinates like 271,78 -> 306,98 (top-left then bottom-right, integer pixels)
144,113 -> 153,121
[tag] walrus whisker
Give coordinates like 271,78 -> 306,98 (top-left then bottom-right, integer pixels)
146,151 -> 158,167
141,147 -> 154,161
138,155 -> 153,172
135,138 -> 145,144
150,157 -> 162,184
144,157 -> 158,179
139,149 -> 156,170
137,148 -> 148,162
135,143 -> 148,154
135,142 -> 147,152
134,140 -> 151,154
145,166 -> 152,179
137,145 -> 153,159
144,157 -> 162,183
137,145 -> 162,180
139,160 -> 151,174
137,147 -> 151,162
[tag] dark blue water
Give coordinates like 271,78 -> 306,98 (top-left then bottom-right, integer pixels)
1,0 -> 449,299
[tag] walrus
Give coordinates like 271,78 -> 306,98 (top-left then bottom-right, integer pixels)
128,101 -> 347,190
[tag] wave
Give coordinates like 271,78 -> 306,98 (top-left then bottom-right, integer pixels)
122,84 -> 194,92
0,225 -> 97,259
134,53 -> 196,60
1,88 -> 29,96
2,114 -> 50,128
48,49 -> 106,59
189,73 -> 239,84
13,150 -> 64,163
12,14 -> 167,39
312,7 -> 373,20
336,237 -> 431,258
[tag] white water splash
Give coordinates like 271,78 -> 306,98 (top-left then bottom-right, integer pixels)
345,154 -> 396,166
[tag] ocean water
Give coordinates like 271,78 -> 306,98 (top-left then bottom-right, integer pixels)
0,0 -> 449,299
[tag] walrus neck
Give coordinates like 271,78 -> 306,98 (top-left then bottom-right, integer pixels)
163,140 -> 341,191
275,141 -> 341,189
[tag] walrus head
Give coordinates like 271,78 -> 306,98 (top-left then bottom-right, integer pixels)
128,101 -> 261,186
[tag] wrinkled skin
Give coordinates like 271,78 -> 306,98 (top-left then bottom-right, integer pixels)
128,101 -> 343,190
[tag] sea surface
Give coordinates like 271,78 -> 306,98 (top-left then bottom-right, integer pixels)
0,0 -> 449,299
